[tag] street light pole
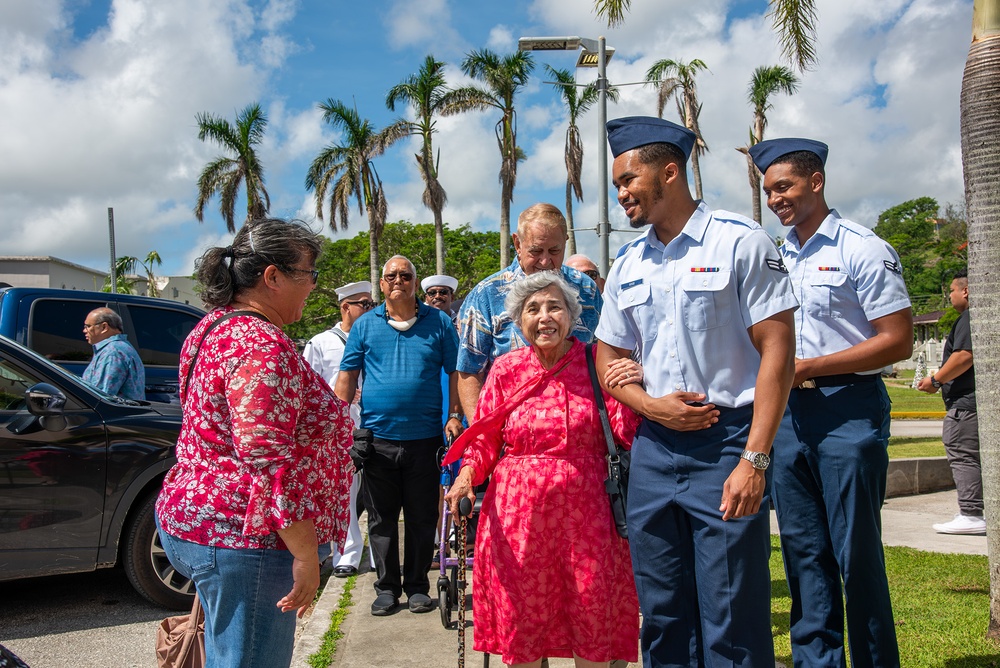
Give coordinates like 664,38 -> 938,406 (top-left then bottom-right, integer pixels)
597,36 -> 610,277
517,34 -> 615,277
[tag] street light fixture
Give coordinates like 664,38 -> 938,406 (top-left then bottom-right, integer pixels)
518,35 -> 615,277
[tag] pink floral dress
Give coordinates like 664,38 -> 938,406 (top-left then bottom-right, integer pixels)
462,339 -> 640,665
156,307 -> 354,551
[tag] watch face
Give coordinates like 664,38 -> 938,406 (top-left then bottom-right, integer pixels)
752,452 -> 770,470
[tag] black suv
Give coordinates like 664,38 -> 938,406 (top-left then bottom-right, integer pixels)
0,288 -> 204,403
0,334 -> 192,609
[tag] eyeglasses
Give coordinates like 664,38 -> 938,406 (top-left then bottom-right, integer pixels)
582,269 -> 601,281
381,272 -> 414,283
425,288 -> 452,297
282,267 -> 319,284
83,322 -> 104,330
345,299 -> 375,310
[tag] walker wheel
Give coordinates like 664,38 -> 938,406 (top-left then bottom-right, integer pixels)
438,579 -> 452,628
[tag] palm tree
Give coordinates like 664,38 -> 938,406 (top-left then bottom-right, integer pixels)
545,66 -> 620,255
103,251 -> 162,296
595,0 -> 818,72
738,65 -> 799,223
387,55 -> 480,275
450,49 -> 535,268
644,58 -> 710,199
961,0 -> 1000,638
306,100 -> 408,296
194,103 -> 270,233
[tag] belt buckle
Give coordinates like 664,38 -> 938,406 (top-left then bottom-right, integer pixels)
798,379 -> 818,390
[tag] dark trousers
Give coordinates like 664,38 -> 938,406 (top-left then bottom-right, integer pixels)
772,380 -> 899,668
628,406 -> 775,668
943,407 -> 983,516
360,434 -> 442,599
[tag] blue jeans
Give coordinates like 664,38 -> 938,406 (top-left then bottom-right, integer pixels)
157,521 -> 298,668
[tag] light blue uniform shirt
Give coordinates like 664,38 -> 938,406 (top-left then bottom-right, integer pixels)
780,210 -> 910,367
595,203 -> 798,408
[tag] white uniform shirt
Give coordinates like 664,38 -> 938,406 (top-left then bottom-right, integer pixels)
596,202 -> 799,408
303,323 -> 361,425
780,210 -> 910,368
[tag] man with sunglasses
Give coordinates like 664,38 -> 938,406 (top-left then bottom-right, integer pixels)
303,281 -> 375,579
336,256 -> 463,617
565,253 -> 605,293
421,274 -> 460,326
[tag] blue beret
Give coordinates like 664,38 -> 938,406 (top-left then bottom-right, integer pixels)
606,116 -> 696,159
748,138 -> 829,173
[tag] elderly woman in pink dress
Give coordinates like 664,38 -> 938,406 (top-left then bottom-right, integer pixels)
446,270 -> 641,668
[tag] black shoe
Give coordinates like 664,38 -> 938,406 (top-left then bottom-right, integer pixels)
333,565 -> 358,578
371,593 -> 398,616
408,592 -> 434,613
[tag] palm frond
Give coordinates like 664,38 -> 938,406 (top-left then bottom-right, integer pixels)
594,0 -> 631,27
767,0 -> 818,72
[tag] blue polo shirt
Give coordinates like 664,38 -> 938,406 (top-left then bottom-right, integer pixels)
340,301 -> 459,440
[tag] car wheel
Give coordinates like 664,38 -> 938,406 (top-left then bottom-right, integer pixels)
123,491 -> 195,610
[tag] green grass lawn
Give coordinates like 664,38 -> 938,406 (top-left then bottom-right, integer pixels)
884,373 -> 948,414
888,436 -> 946,459
770,535 -> 999,666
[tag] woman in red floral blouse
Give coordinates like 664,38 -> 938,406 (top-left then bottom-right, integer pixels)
156,218 -> 353,668
446,271 -> 642,668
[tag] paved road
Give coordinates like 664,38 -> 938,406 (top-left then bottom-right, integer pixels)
0,567 -> 163,667
891,419 -> 943,438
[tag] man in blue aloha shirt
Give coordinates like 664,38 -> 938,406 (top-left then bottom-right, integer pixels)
82,307 -> 145,401
456,202 -> 602,418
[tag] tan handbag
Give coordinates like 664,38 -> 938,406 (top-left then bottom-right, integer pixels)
155,593 -> 206,668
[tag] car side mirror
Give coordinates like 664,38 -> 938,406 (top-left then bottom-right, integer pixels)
26,383 -> 67,432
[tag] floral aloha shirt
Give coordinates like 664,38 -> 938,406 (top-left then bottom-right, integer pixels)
156,306 -> 354,551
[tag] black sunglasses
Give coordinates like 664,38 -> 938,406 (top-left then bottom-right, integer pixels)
425,288 -> 452,297
382,272 -> 414,283
582,269 -> 601,281
345,299 -> 375,310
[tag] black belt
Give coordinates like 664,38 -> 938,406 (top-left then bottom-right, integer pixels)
797,373 -> 879,389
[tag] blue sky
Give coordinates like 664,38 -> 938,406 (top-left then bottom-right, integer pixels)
0,0 -> 973,279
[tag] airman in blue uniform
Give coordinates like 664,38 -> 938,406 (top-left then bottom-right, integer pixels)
596,117 -> 798,667
750,138 -> 912,668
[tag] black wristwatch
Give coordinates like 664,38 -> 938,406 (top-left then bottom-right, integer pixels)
930,376 -> 942,389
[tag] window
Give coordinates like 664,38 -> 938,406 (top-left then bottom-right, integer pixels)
28,299 -> 107,363
0,358 -> 41,411
127,305 -> 199,366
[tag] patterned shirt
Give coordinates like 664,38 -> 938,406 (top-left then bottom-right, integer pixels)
82,333 -> 145,401
156,307 -> 354,550
456,261 -> 603,375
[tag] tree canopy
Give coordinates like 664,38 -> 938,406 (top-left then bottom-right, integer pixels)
874,197 -> 968,315
283,221 -> 507,341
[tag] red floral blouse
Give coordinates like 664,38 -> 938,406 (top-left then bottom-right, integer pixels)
156,306 -> 354,551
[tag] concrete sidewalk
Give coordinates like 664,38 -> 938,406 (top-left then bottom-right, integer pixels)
291,488 -> 987,668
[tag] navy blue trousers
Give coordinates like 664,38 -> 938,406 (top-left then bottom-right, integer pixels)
772,379 -> 900,668
628,405 -> 775,668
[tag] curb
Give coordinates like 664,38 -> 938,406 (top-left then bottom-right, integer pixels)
891,411 -> 946,420
886,456 -> 954,498
291,571 -> 348,668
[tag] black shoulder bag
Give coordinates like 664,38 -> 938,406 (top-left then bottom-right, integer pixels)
585,343 -> 630,539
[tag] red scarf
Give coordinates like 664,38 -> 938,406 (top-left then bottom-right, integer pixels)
441,348 -> 576,466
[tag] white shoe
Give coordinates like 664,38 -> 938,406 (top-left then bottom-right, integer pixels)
933,513 -> 986,535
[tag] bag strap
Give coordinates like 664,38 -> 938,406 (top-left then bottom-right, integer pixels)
331,326 -> 349,345
585,343 -> 619,461
184,310 -> 270,391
